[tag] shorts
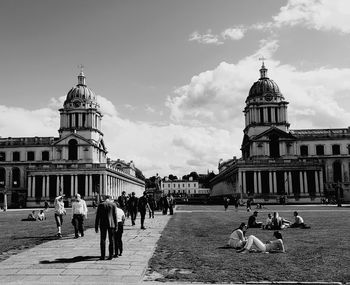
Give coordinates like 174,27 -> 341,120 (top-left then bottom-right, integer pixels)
55,214 -> 63,227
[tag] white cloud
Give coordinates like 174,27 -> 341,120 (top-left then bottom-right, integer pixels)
221,27 -> 246,40
273,0 -> 350,33
189,30 -> 224,45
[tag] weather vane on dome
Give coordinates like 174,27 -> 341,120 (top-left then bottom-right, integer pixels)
78,64 -> 84,74
259,56 -> 266,67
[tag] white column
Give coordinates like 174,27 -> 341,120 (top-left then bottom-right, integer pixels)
75,175 -> 78,196
269,172 -> 273,194
315,171 -> 319,194
253,172 -> 257,194
104,174 -> 107,195
60,175 -> 64,195
273,172 -> 277,194
299,172 -> 304,194
42,176 -> 46,198
56,175 -> 60,196
70,175 -> 74,197
257,171 -> 262,194
46,175 -> 50,197
27,176 -> 32,198
284,172 -> 288,194
32,176 -> 36,197
85,175 -> 89,197
242,171 -> 246,194
238,171 -> 242,195
288,172 -> 293,195
304,172 -> 308,194
319,170 -> 324,194
99,174 -> 103,195
89,175 -> 93,197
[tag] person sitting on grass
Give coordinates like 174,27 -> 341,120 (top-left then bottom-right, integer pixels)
262,213 -> 273,230
290,211 -> 311,229
227,222 -> 247,249
37,209 -> 46,221
271,212 -> 291,230
22,210 -> 37,221
248,211 -> 262,228
237,231 -> 285,254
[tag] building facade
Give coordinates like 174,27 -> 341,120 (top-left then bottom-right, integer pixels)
0,71 -> 144,208
210,63 -> 350,203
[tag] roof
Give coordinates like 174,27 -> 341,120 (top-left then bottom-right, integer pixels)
290,128 -> 350,139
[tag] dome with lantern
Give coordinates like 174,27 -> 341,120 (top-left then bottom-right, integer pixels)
247,62 -> 283,102
63,70 -> 99,109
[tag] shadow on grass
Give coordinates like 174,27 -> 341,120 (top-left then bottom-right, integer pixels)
13,236 -> 67,241
40,256 -> 100,264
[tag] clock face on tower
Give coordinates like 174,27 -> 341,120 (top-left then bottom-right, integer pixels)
265,94 -> 273,101
73,101 -> 81,108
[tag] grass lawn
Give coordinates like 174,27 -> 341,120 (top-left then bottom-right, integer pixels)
0,207 -> 96,262
148,204 -> 350,283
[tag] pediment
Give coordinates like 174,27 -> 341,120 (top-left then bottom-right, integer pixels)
253,127 -> 295,141
53,133 -> 95,146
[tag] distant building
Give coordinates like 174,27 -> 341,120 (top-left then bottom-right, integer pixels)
161,176 -> 210,201
210,63 -> 350,203
0,70 -> 144,208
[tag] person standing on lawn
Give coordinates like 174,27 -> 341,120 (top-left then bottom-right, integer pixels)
128,192 -> 138,226
71,194 -> 88,238
54,193 -> 66,237
95,195 -> 118,260
138,191 -> 150,229
114,202 -> 125,257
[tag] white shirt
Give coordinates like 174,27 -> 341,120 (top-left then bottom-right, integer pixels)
54,196 -> 66,215
295,215 -> 304,224
72,199 -> 87,217
116,207 -> 125,223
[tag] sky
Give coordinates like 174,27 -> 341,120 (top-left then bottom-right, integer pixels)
1,0 -> 350,178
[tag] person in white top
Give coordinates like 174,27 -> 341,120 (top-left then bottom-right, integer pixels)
227,222 -> 247,249
71,194 -> 88,238
114,201 -> 126,257
54,193 -> 66,237
237,231 -> 285,253
290,211 -> 310,228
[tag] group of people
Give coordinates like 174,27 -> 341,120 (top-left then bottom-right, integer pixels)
227,210 -> 311,253
158,194 -> 175,215
248,210 -> 310,230
22,209 -> 46,221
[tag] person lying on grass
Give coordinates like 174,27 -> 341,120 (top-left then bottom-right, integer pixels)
237,231 -> 285,254
227,222 -> 247,249
290,211 -> 311,229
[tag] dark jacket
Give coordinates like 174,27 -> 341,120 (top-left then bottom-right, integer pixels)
95,199 -> 117,230
138,196 -> 149,212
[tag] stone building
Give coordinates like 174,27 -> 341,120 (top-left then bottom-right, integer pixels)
0,70 -> 144,208
210,63 -> 350,203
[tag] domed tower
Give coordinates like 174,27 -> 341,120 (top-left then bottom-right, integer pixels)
243,62 -> 289,138
58,69 -> 103,142
241,63 -> 290,159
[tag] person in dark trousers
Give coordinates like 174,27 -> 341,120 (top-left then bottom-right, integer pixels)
128,192 -> 138,226
138,191 -> 150,229
95,195 -> 117,260
248,211 -> 263,228
161,194 -> 169,215
117,191 -> 128,217
223,197 -> 229,211
114,202 -> 125,257
148,194 -> 156,218
167,194 -> 174,215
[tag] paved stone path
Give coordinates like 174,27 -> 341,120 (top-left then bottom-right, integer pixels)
0,212 -> 171,285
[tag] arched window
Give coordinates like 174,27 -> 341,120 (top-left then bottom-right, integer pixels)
12,167 -> 20,188
0,168 -> 6,188
68,139 -> 78,160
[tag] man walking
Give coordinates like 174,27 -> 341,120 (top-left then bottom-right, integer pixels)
128,192 -> 138,226
95,195 -> 117,260
71,194 -> 88,238
138,191 -> 150,230
117,191 -> 128,216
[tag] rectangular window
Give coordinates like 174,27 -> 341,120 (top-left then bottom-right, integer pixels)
260,108 -> 264,122
267,107 -> 271,122
316,145 -> 324,156
42,151 -> 50,161
0,152 -> 5,161
332,145 -> 340,155
13,152 -> 20,161
300,145 -> 308,156
27,151 -> 35,161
